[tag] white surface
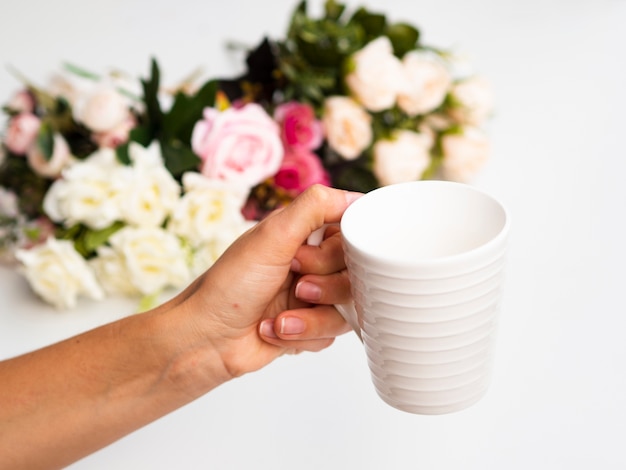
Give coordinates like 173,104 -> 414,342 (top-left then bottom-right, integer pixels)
1,0 -> 626,468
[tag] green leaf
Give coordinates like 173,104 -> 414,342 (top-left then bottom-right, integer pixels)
385,23 -> 420,57
82,221 -> 124,253
333,165 -> 379,192
137,291 -> 162,313
115,143 -> 131,165
141,59 -> 164,137
116,125 -> 155,164
62,62 -> 101,81
160,140 -> 201,177
349,8 -> 387,40
35,122 -> 55,162
324,0 -> 345,21
162,79 -> 218,143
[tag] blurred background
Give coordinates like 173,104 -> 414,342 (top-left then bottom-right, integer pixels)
1,0 -> 625,468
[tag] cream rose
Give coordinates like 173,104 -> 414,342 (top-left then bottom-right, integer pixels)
121,142 -> 181,228
73,85 -> 131,133
43,148 -> 131,230
397,51 -> 452,117
345,37 -> 409,112
373,130 -> 432,185
104,226 -> 191,295
189,221 -> 255,277
168,172 -> 249,247
449,76 -> 494,126
27,132 -> 73,178
191,103 -> 284,188
322,96 -> 372,160
15,237 -> 104,309
441,127 -> 490,182
89,246 -> 140,296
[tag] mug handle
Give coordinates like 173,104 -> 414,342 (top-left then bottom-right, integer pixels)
307,225 -> 362,342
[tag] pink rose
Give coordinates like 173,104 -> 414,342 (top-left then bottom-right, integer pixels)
191,103 -> 284,188
274,148 -> 330,196
5,113 -> 41,155
274,101 -> 323,151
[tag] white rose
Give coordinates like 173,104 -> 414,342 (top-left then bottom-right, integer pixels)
168,172 -> 248,247
373,130 -> 432,186
105,226 -> 191,295
441,127 -> 490,182
89,246 -> 140,296
73,85 -> 131,133
189,220 -> 255,277
449,76 -> 494,126
27,132 -> 73,178
121,142 -> 181,228
322,96 -> 372,160
15,237 -> 104,309
397,51 -> 452,116
345,37 -> 409,112
43,148 -> 131,230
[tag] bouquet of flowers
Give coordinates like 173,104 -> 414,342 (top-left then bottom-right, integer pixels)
0,0 -> 493,309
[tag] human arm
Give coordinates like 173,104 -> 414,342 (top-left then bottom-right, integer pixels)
0,185 -> 360,469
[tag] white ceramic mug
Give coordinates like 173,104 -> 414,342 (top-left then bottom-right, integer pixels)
311,181 -> 510,415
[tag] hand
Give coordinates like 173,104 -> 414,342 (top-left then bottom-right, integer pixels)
170,185 -> 361,380
0,185 -> 362,469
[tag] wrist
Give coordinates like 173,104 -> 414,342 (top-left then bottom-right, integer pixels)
149,301 -> 234,401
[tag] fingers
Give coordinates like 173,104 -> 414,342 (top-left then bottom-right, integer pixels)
292,228 -> 345,275
294,271 -> 352,305
249,185 -> 362,267
259,305 -> 353,352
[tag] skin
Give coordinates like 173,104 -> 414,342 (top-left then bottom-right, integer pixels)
0,185 -> 360,470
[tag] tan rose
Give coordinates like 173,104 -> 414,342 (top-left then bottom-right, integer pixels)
322,96 -> 372,160
441,127 -> 490,182
345,37 -> 408,112
449,76 -> 494,125
373,130 -> 432,185
397,51 -> 452,116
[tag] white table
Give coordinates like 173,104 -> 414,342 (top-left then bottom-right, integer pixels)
1,0 -> 625,468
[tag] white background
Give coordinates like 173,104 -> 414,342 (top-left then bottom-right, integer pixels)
1,0 -> 625,468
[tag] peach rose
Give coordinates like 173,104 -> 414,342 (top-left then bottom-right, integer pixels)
449,76 -> 494,126
373,130 -> 431,185
441,127 -> 490,182
397,51 -> 452,117
345,37 -> 409,112
322,96 -> 372,160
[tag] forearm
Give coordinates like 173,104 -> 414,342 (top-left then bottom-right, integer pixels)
0,300 -> 230,470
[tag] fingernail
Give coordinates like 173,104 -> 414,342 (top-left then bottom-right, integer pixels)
295,281 -> 322,302
259,319 -> 278,339
279,317 -> 306,335
344,191 -> 363,205
290,258 -> 301,272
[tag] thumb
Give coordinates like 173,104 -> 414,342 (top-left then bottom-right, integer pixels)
252,185 -> 362,265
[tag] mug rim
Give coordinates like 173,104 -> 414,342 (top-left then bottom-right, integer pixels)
340,180 -> 511,272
